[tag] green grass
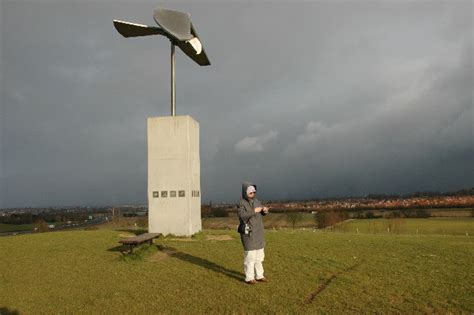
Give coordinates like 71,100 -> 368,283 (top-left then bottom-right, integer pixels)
1,222 -> 473,314
0,223 -> 33,232
0,222 -> 70,233
333,218 -> 474,236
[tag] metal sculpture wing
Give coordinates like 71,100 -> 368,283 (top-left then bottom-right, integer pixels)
113,20 -> 165,38
113,7 -> 210,66
153,8 -> 193,41
153,8 -> 210,66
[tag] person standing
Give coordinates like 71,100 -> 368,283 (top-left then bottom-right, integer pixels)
237,182 -> 269,284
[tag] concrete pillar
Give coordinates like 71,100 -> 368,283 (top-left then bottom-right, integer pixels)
147,115 -> 201,236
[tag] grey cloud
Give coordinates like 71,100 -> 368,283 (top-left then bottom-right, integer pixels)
235,130 -> 278,153
1,1 -> 472,207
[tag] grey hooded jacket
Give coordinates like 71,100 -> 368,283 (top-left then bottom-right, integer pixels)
238,182 -> 266,251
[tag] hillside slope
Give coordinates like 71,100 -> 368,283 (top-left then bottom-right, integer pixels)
1,228 -> 473,314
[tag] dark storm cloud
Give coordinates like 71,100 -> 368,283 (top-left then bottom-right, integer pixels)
0,1 -> 472,207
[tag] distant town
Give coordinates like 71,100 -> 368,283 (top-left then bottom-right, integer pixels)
2,187 -> 472,221
264,190 -> 474,212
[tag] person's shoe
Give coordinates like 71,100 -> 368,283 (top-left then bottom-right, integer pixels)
256,277 -> 268,282
245,279 -> 257,285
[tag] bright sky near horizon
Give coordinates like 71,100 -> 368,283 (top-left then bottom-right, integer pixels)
0,0 -> 472,207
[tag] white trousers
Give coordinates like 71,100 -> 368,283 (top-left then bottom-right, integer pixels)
244,248 -> 265,281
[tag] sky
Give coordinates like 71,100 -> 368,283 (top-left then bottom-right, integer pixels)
0,0 -> 472,208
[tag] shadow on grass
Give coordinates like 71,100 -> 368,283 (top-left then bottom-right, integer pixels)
158,245 -> 244,282
0,307 -> 20,315
303,259 -> 365,305
108,243 -> 158,261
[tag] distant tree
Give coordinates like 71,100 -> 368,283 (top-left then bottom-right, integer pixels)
314,210 -> 348,228
211,208 -> 228,217
384,211 -> 402,219
365,211 -> 375,219
34,219 -> 49,233
21,213 -> 34,224
414,209 -> 430,218
367,194 -> 389,200
454,187 -> 474,196
136,217 -> 148,228
201,205 -> 212,217
399,209 -> 430,218
411,191 -> 440,198
287,212 -> 303,229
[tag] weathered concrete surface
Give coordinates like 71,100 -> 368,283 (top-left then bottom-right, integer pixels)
147,115 -> 201,236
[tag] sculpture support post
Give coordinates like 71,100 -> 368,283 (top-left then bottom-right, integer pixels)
171,43 -> 176,116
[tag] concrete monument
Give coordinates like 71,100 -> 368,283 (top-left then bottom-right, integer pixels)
114,7 -> 210,235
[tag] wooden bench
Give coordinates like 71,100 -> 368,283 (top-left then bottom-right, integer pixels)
119,233 -> 161,254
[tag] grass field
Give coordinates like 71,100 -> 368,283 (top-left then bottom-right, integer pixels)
0,222 -> 69,233
1,220 -> 473,314
0,223 -> 33,232
333,218 -> 474,236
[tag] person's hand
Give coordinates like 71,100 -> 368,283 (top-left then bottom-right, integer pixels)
255,207 -> 263,213
263,207 -> 269,214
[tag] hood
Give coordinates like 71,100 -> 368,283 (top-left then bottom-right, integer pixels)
242,182 -> 257,200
